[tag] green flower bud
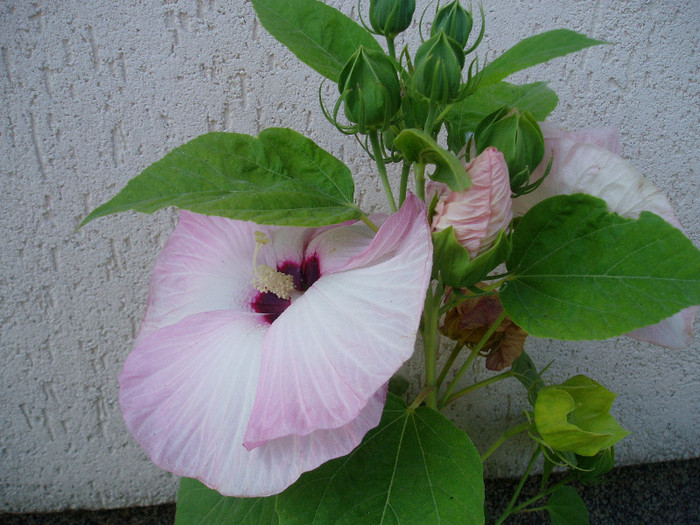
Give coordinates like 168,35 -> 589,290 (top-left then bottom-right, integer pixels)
534,375 -> 629,457
338,46 -> 401,133
369,0 -> 416,37
411,31 -> 465,104
431,0 -> 473,48
474,106 -> 545,193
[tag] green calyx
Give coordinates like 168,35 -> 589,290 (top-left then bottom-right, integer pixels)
534,375 -> 629,456
369,0 -> 416,38
431,0 -> 473,48
474,106 -> 545,193
411,30 -> 466,105
338,46 -> 402,133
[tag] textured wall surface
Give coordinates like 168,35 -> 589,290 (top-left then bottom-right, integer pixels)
1,0 -> 698,513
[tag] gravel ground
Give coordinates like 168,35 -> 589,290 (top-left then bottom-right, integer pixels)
2,457 -> 698,524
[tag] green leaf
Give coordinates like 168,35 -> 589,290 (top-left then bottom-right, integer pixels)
546,486 -> 590,525
251,0 -> 382,82
510,351 -> 544,405
175,477 -> 278,525
80,129 -> 362,228
444,82 -> 558,153
394,128 -> 470,191
432,228 -> 510,288
501,194 -> 700,340
574,447 -> 615,484
277,393 -> 485,524
534,375 -> 628,456
479,29 -> 606,87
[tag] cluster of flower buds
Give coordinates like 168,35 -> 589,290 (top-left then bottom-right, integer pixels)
474,107 -> 546,195
337,0 -> 482,134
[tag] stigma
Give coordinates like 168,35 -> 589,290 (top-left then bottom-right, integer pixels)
251,231 -> 295,300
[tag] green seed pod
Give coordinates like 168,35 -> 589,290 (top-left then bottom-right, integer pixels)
338,46 -> 401,133
473,106 -> 545,193
431,0 -> 473,48
369,0 -> 416,38
411,31 -> 465,104
534,375 -> 629,457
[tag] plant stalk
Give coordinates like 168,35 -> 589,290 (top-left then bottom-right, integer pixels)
481,421 -> 530,462
439,310 -> 507,407
369,130 -> 397,212
421,284 -> 441,410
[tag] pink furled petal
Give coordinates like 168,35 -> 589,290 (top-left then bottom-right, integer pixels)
120,309 -> 386,497
244,194 -> 432,447
431,147 -> 512,258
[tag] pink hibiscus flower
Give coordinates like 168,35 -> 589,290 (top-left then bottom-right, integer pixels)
119,195 -> 432,496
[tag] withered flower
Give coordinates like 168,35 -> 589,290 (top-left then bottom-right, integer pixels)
442,294 -> 528,371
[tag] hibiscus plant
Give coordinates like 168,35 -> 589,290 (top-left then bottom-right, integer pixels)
81,0 -> 700,523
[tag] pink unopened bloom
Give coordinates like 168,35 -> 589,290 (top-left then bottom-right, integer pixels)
430,147 -> 513,258
119,195 -> 432,497
513,123 -> 696,348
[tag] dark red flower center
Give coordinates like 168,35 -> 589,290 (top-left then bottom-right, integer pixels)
251,255 -> 321,324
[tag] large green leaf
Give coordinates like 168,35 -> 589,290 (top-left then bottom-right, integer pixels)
394,128 -> 470,191
80,128 -> 361,227
444,82 -> 558,153
175,477 -> 278,525
501,194 -> 700,340
479,29 -> 605,87
277,393 -> 485,524
251,0 -> 382,82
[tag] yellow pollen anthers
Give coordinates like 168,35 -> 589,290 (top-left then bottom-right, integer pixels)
251,231 -> 294,300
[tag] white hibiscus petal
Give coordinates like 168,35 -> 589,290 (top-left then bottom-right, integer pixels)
120,310 -> 386,497
513,141 -> 681,228
627,307 -> 697,349
137,212 -> 273,343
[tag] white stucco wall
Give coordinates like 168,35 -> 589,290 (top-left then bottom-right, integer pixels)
1,0 -> 698,513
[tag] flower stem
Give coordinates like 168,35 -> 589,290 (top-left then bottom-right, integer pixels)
436,341 -> 464,388
398,161 -> 411,206
386,35 -> 397,61
421,284 -> 441,410
360,214 -> 379,233
481,421 -> 531,462
414,162 -> 426,201
408,386 -> 435,410
439,310 -> 507,408
424,105 -> 439,136
495,447 -> 542,525
443,370 -> 514,407
508,475 -> 576,516
369,130 -> 397,213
